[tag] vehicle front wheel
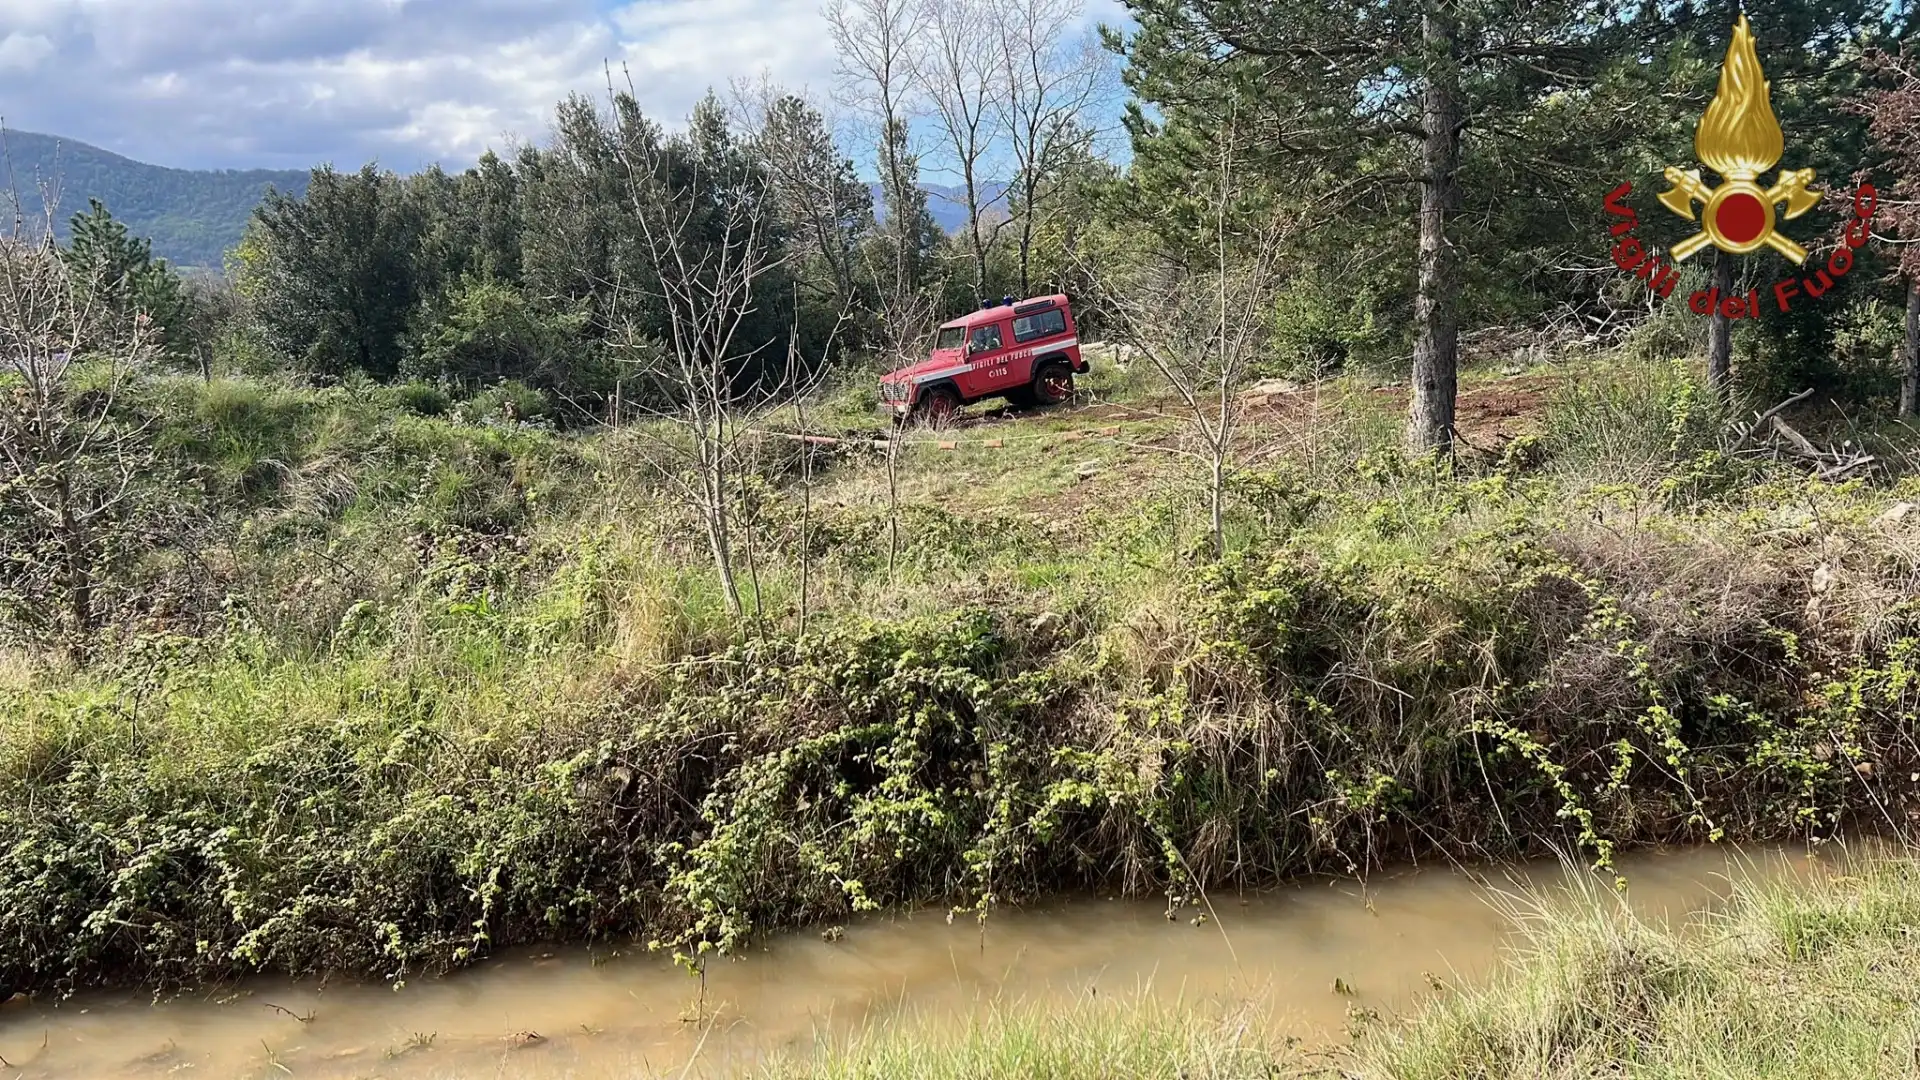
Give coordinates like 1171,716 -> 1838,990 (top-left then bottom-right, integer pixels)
1032,360 -> 1075,406
913,385 -> 961,427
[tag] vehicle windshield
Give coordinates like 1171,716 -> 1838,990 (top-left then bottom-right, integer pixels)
933,326 -> 965,351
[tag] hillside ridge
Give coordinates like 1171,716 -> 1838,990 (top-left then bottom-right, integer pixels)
3,129 -> 310,270
3,129 -> 1004,269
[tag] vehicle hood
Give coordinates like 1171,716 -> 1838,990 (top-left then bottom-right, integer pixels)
882,349 -> 967,382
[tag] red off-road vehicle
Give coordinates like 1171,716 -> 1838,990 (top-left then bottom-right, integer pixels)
879,294 -> 1088,423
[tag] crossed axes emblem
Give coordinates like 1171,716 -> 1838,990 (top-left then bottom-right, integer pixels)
1657,165 -> 1821,264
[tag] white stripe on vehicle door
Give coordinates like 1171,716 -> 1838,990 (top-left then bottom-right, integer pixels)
912,364 -> 974,384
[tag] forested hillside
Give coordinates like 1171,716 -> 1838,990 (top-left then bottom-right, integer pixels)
2,3 -> 1919,1054
1,129 -> 310,269
0,127 -> 1007,272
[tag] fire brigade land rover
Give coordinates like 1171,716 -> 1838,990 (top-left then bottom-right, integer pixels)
879,294 -> 1088,423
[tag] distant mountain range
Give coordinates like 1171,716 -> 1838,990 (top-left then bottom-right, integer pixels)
2,130 -> 1005,270
872,181 -> 1013,234
3,130 -> 309,270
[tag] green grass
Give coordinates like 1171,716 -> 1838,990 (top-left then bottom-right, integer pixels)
1350,853 -> 1920,1079
5,355 -> 1920,1001
758,993 -> 1287,1080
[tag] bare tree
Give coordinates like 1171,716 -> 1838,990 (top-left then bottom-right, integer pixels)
789,329 -> 817,636
1088,112 -> 1281,559
861,239 -> 941,372
604,79 -> 791,619
911,0 -> 1011,305
843,236 -> 937,581
828,0 -> 929,302
776,286 -> 855,635
991,0 -> 1110,297
0,203 -> 159,658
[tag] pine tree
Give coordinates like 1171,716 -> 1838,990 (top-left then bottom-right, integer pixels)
1115,0 -> 1671,451
59,199 -> 189,354
1861,36 -> 1920,414
755,93 -> 875,301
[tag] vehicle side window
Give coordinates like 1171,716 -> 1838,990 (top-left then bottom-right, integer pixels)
970,324 -> 1003,353
1012,308 -> 1068,343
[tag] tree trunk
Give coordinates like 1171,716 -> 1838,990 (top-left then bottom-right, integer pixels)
697,436 -> 743,617
885,435 -> 901,581
1209,450 -> 1226,560
966,162 -> 988,307
705,499 -> 742,617
1018,220 -> 1033,299
1901,276 -> 1919,418
882,118 -> 915,300
796,391 -> 812,636
1018,177 -> 1037,298
1706,251 -> 1736,399
56,479 -> 93,661
1407,4 -> 1461,454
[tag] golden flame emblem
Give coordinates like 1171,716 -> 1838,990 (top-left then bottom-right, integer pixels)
1696,15 -> 1784,178
1657,14 -> 1820,264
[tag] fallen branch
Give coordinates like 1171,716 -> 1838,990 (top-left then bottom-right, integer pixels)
1729,387 -> 1817,453
1769,414 -> 1825,459
1818,456 -> 1878,482
1762,414 -> 1878,481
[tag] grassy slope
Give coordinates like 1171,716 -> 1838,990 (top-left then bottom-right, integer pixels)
3,355 -> 1920,1001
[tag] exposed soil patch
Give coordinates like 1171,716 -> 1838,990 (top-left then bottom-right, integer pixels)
867,370 -> 1566,520
1242,374 -> 1555,444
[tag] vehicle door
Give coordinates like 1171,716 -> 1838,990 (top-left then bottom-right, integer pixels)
964,319 -> 1015,394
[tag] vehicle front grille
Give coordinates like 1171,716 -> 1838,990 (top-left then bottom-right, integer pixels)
881,382 -> 909,402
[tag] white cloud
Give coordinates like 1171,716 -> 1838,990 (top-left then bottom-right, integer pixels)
0,0 -> 840,170
0,32 -> 55,73
0,0 -> 1132,174
612,0 -> 837,107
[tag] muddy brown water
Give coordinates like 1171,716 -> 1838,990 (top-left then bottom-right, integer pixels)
0,845 -> 1844,1079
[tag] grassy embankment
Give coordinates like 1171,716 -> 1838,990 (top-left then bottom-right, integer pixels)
3,349 -> 1919,999
761,853 -> 1920,1079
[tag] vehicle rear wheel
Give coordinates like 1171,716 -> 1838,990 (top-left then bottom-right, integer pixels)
913,385 -> 961,427
1032,360 -> 1075,407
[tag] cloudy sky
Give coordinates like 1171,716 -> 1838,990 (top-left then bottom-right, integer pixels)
0,0 -> 1130,176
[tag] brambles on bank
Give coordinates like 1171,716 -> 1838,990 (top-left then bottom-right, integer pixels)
2,356 -> 1918,998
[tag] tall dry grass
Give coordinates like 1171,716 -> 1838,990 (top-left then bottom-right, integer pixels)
1352,847 -> 1920,1079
